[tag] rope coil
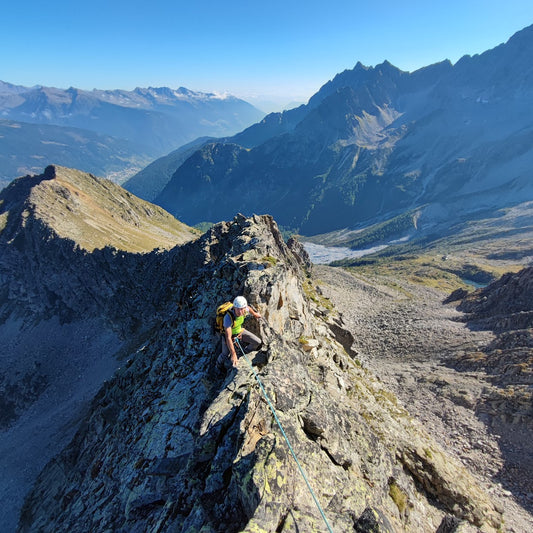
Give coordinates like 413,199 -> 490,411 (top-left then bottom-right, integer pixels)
234,338 -> 334,533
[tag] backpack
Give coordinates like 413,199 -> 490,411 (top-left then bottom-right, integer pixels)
215,302 -> 234,332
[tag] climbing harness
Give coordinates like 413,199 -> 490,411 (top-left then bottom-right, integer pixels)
234,338 -> 334,533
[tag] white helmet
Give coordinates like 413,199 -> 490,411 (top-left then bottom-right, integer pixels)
233,296 -> 248,309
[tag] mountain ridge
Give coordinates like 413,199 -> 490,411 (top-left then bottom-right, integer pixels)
9,211 -> 504,533
0,165 -> 198,253
0,168 -> 204,531
0,83 -> 264,153
2,166 -> 531,531
0,83 -> 264,187
146,23 -> 533,239
0,119 -> 157,190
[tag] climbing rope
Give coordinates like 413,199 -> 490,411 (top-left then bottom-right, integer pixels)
234,338 -> 334,533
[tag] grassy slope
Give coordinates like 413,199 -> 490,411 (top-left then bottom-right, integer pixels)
4,166 -> 200,253
328,202 -> 533,293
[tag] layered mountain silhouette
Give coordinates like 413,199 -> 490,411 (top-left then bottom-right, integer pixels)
0,83 -> 264,187
144,24 -> 533,239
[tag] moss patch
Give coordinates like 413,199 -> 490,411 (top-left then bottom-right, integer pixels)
388,479 -> 408,514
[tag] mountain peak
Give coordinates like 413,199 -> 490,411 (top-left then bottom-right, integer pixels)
0,165 -> 198,253
353,60 -> 370,71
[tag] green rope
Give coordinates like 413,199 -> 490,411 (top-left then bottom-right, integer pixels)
234,338 -> 334,533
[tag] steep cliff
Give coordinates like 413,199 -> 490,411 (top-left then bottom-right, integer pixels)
16,214 -> 502,532
0,166 -> 199,532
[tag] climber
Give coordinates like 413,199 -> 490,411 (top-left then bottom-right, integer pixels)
216,296 -> 262,369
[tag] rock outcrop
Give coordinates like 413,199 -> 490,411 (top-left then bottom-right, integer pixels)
458,266 -> 533,332
452,267 -> 533,501
16,214 -> 503,532
455,267 -> 532,425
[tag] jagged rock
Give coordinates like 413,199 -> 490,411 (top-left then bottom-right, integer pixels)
451,266 -> 533,480
436,515 -> 461,533
458,266 -> 533,330
354,507 -> 396,533
13,214 -> 504,533
443,288 -> 469,304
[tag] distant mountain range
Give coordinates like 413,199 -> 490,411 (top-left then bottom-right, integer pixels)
136,24 -> 533,242
0,83 -> 264,188
0,119 -> 156,189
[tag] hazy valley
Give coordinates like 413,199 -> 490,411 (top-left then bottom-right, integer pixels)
0,82 -> 264,189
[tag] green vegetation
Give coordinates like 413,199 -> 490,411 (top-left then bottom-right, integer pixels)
340,254 -> 497,293
262,255 -> 278,267
302,279 -> 334,310
328,207 -> 531,292
278,225 -> 298,241
343,209 -> 420,249
193,221 -> 214,233
388,479 -> 408,514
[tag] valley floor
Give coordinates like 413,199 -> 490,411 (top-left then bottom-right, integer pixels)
314,265 -> 533,533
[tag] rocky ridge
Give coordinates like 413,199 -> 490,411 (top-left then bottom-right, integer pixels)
16,214 -> 503,532
0,165 -> 200,325
0,165 -> 198,253
454,267 -> 533,501
0,168 -> 199,531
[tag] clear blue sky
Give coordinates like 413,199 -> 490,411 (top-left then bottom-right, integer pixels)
2,1 -> 533,108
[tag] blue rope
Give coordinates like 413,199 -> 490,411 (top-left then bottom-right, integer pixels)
234,338 -> 334,533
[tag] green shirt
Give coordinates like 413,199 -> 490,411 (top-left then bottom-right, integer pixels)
224,310 -> 247,336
